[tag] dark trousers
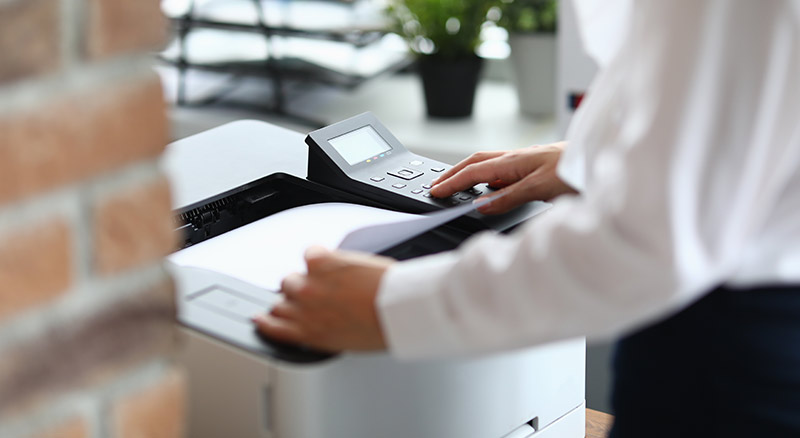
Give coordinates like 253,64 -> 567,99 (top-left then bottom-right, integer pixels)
609,284 -> 800,438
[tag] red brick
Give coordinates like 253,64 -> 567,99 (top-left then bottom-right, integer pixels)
93,175 -> 176,275
0,0 -> 61,83
0,219 -> 73,322
29,415 -> 89,438
0,74 -> 168,206
113,367 -> 186,438
85,0 -> 167,59
0,278 -> 177,417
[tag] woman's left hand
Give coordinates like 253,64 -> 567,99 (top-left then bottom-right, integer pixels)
253,246 -> 394,352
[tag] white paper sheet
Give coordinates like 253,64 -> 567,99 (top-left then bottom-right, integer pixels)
168,200 -> 488,290
337,200 -> 484,252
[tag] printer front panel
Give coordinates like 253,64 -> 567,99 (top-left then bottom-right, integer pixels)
268,339 -> 586,438
178,328 -> 275,438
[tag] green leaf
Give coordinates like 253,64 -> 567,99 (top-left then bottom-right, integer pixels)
497,0 -> 557,33
386,0 -> 499,59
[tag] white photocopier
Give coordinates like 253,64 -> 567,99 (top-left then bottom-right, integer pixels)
163,115 -> 586,438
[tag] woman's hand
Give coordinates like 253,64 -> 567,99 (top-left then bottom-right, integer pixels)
253,246 -> 394,352
430,141 -> 578,215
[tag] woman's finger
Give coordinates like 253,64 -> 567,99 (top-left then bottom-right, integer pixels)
280,272 -> 306,300
252,314 -> 306,344
431,151 -> 506,187
430,158 -> 509,198
269,300 -> 302,320
476,174 -> 547,215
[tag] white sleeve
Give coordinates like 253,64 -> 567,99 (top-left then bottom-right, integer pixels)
377,0 -> 800,360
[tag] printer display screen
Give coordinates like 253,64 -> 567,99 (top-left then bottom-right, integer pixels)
328,126 -> 392,165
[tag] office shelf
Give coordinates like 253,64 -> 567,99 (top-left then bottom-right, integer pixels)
160,0 -> 411,124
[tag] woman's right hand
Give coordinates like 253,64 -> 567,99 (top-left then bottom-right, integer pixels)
429,141 -> 578,215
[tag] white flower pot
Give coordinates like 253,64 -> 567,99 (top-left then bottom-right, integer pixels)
508,33 -> 556,117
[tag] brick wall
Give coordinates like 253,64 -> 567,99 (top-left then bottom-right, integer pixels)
0,0 -> 185,436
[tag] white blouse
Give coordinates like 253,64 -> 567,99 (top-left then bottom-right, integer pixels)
377,0 -> 800,360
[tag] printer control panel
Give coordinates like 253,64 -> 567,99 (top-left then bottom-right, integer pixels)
361,157 -> 491,210
306,112 -> 494,214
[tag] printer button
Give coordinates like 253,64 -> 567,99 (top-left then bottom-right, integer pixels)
370,176 -> 385,182
392,183 -> 407,189
458,194 -> 472,201
422,184 -> 432,189
409,160 -> 424,166
411,189 -> 423,194
423,193 -> 432,198
387,167 -> 424,180
431,167 -> 445,172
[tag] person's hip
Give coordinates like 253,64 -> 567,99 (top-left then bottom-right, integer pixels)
609,284 -> 800,438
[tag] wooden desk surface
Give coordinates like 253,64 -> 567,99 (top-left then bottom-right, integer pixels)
586,408 -> 614,438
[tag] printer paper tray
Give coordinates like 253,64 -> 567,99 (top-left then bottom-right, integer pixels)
171,172 -> 472,363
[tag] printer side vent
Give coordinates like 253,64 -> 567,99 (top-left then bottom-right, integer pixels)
175,195 -> 238,248
173,179 -> 282,249
178,197 -> 233,224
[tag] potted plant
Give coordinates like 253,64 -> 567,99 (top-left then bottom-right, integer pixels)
387,0 -> 497,118
498,0 -> 558,117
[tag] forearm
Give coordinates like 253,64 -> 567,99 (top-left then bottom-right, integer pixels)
377,195 -> 686,359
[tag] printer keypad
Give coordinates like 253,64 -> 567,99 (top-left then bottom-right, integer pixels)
369,162 -> 486,209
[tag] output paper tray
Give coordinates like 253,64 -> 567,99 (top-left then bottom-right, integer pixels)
171,172 -> 475,363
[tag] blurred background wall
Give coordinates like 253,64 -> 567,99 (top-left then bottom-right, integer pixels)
0,0 -> 185,436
